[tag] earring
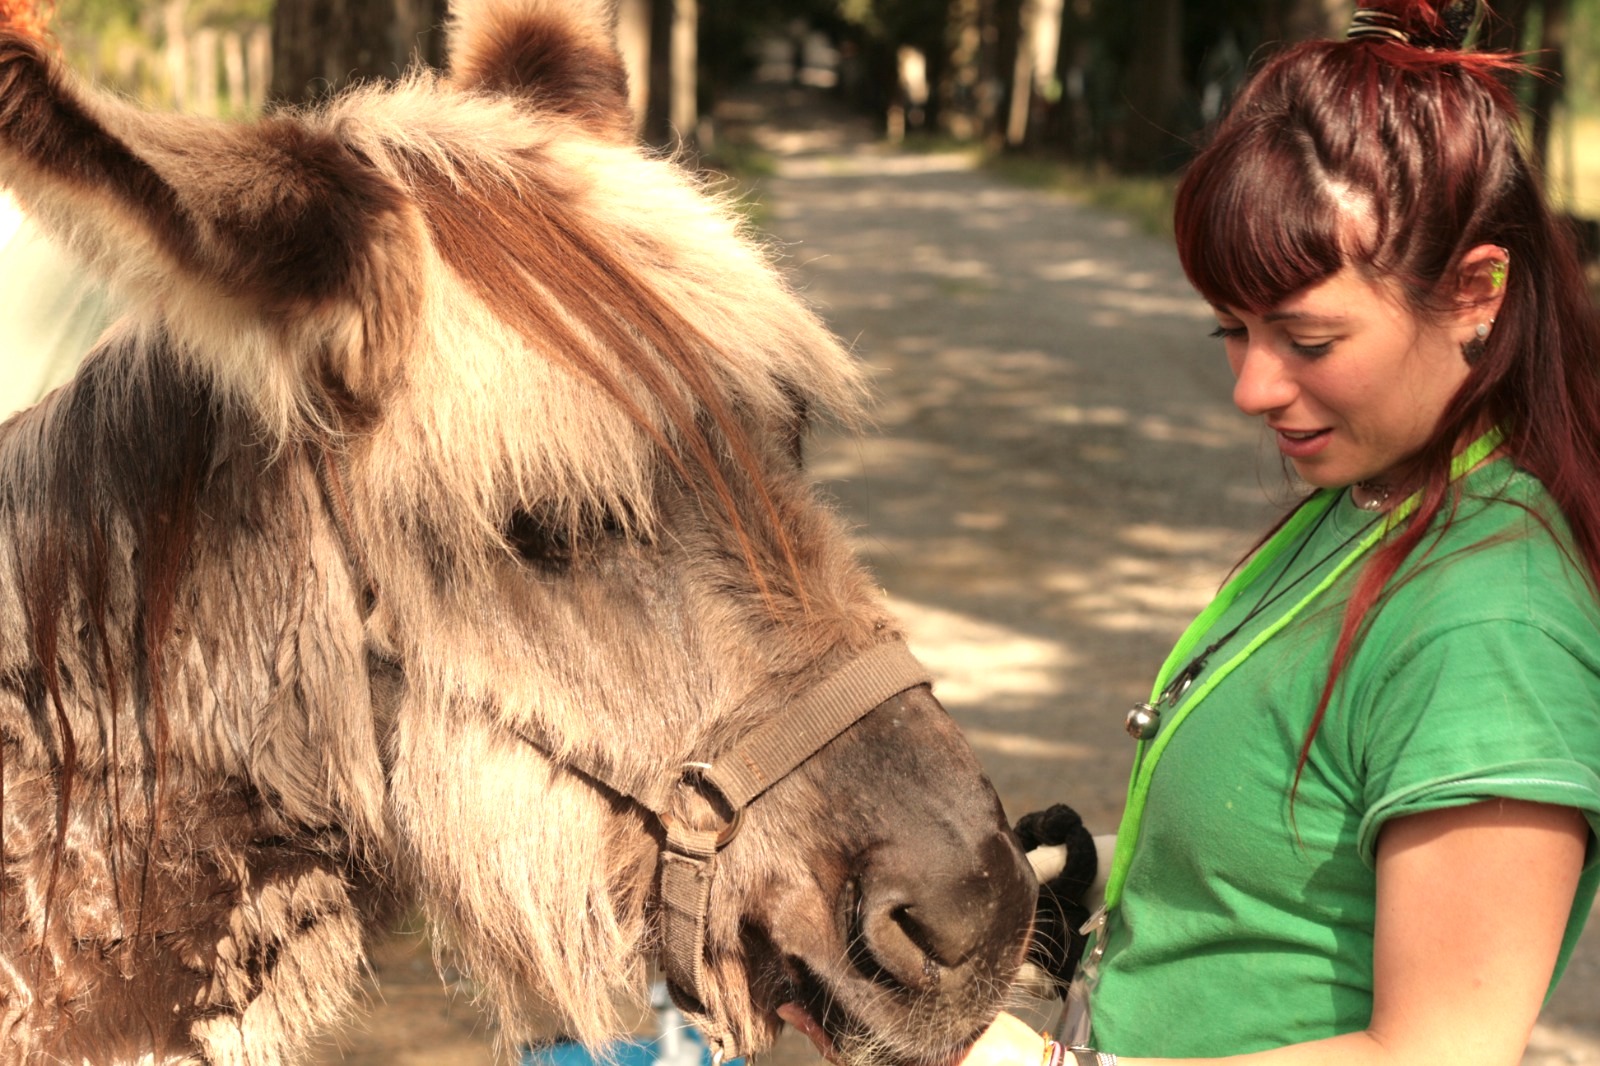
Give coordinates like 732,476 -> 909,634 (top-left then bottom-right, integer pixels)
1463,319 -> 1493,364
1489,260 -> 1508,291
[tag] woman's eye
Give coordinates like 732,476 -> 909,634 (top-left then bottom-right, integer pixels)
1289,339 -> 1335,358
1209,324 -> 1247,340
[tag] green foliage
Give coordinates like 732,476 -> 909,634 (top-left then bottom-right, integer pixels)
56,0 -> 268,40
1571,0 -> 1600,110
55,0 -> 143,44
50,0 -> 270,106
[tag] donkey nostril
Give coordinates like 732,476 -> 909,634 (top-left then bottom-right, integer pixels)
856,883 -> 1002,992
856,895 -> 944,991
852,831 -> 1036,992
892,902 -> 966,970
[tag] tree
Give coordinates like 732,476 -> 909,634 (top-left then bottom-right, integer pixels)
1477,0 -> 1572,179
642,0 -> 698,148
1264,0 -> 1346,43
269,0 -> 445,102
1113,0 -> 1189,170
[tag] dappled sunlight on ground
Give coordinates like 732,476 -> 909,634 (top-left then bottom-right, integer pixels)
890,596 -> 1080,709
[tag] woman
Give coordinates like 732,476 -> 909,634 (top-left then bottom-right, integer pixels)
806,1 -> 1600,1063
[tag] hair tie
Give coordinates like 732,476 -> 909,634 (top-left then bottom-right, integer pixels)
1348,1 -> 1478,50
1347,8 -> 1410,44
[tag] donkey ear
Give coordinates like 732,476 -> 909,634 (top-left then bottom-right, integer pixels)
0,31 -> 417,407
446,0 -> 633,139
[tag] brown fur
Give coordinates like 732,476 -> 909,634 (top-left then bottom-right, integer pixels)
0,2 -> 1035,1062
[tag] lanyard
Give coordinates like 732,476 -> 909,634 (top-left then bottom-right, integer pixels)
1100,428 -> 1504,911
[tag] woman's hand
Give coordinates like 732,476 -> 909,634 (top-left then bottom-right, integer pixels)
956,1011 -> 1050,1066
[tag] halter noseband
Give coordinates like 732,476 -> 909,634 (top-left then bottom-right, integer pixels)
564,639 -> 932,1062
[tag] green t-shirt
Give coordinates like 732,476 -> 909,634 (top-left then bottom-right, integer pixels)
1090,462 -> 1600,1057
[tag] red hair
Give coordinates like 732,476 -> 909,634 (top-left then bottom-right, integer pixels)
1173,0 -> 1600,783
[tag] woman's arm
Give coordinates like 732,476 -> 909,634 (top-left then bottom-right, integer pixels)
961,799 -> 1588,1066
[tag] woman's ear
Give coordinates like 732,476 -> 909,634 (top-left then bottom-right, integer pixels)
1453,243 -> 1510,325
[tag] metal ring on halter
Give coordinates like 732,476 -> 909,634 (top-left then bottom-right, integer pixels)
661,764 -> 746,849
1347,9 -> 1410,44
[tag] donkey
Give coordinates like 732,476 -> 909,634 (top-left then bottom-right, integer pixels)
0,1 -> 1036,1062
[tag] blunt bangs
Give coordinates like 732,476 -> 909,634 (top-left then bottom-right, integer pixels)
1174,121 -> 1357,316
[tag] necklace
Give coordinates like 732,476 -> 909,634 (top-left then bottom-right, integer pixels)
1125,501 -> 1380,740
1107,427 -> 1506,913
1352,480 -> 1393,512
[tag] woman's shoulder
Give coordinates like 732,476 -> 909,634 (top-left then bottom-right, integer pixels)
1387,462 -> 1599,637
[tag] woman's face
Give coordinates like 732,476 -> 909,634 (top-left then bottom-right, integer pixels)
1212,266 -> 1474,490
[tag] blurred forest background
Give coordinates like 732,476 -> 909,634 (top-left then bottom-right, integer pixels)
40,0 -> 1600,238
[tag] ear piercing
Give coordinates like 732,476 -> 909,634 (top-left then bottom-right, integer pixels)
1489,260 -> 1508,290
1464,318 -> 1495,364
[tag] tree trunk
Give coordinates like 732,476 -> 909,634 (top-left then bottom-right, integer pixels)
1266,0 -> 1347,44
246,25 -> 271,111
1044,0 -> 1095,160
670,0 -> 697,143
192,27 -> 219,115
643,0 -> 696,147
1480,0 -> 1536,53
164,0 -> 189,111
1114,0 -> 1186,171
270,0 -> 444,104
942,0 -> 982,137
1529,0 -> 1569,177
1006,0 -> 1065,147
222,31 -> 247,115
616,0 -> 651,132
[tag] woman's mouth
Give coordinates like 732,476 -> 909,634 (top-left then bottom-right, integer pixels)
1274,427 -> 1331,459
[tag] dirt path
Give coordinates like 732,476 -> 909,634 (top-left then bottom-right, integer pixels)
310,89 -> 1598,1064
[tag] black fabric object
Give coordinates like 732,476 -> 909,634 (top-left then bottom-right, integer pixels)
1014,804 -> 1098,989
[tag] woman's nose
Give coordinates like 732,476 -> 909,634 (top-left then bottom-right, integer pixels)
1231,345 -> 1297,416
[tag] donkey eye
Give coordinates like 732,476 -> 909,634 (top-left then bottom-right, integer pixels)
503,505 -> 630,569
503,507 -> 574,569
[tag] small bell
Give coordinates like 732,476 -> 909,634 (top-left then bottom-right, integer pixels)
1125,702 -> 1161,741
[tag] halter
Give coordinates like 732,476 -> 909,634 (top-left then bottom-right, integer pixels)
561,639 -> 932,1062
312,441 -> 931,1061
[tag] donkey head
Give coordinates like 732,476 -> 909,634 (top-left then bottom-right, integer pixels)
0,1 -> 1035,1063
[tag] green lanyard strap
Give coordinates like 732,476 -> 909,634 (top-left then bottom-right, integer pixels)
1101,428 -> 1504,911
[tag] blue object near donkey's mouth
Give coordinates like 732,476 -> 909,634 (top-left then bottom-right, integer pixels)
522,983 -> 742,1066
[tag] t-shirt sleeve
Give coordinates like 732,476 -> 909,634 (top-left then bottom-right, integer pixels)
1355,616 -> 1600,868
